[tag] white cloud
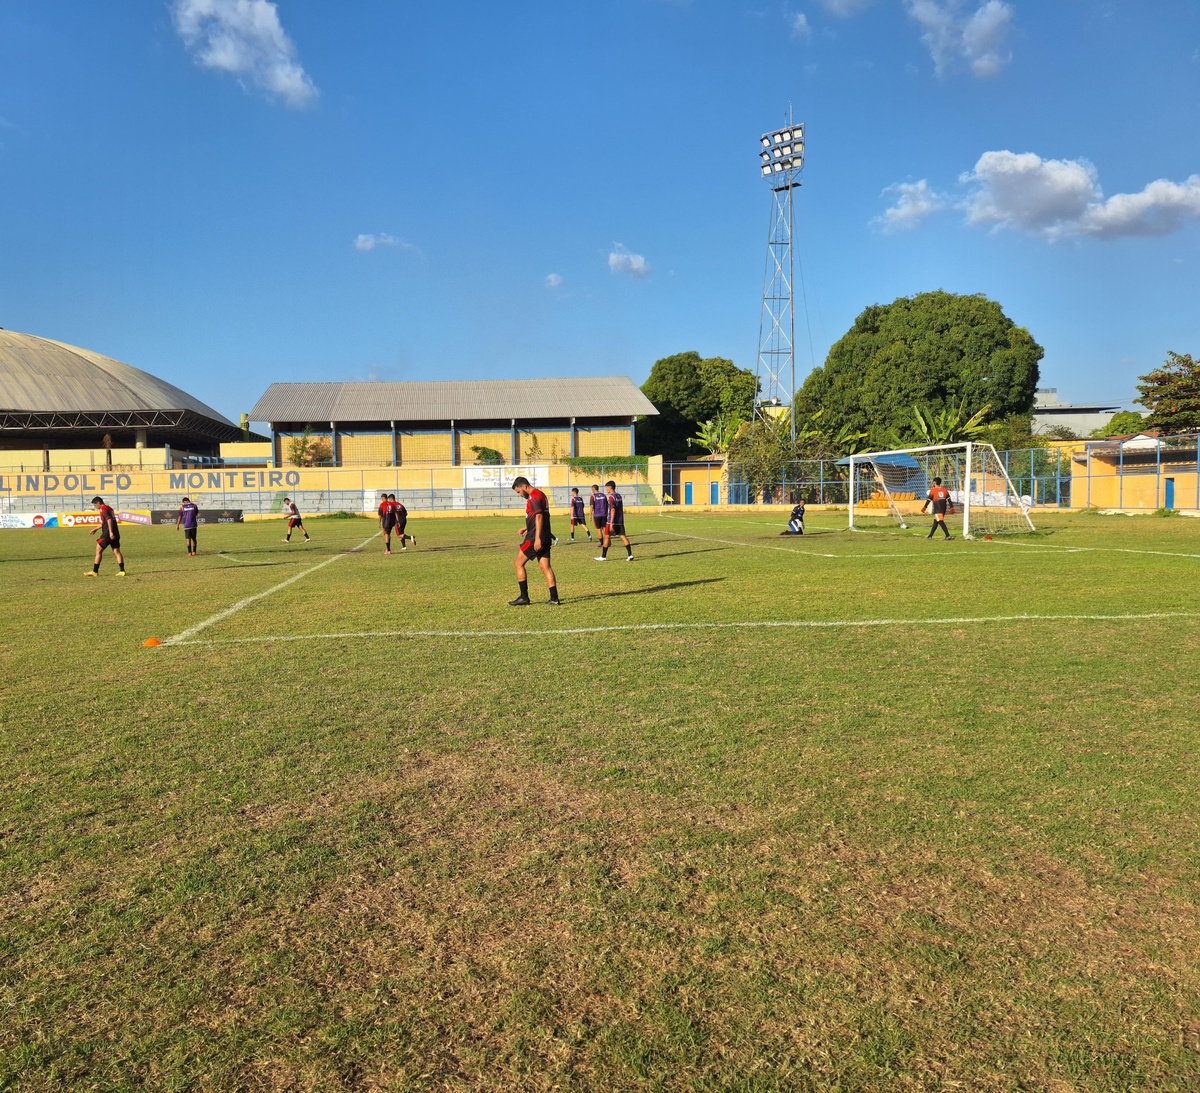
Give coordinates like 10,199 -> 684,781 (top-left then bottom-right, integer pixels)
545,273 -> 563,288
608,244 -> 651,278
873,179 -> 946,233
904,0 -> 1013,77
354,233 -> 420,253
173,0 -> 318,109
962,151 -> 1200,239
790,13 -> 812,40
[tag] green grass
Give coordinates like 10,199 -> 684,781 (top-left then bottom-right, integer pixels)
2,510 -> 1200,1091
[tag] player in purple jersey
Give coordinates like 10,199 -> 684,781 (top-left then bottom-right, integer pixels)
175,496 -> 200,556
595,479 -> 633,561
589,484 -> 607,538
567,487 -> 591,542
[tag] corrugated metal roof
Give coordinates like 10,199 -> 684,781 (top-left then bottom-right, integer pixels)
0,329 -> 235,425
250,377 -> 658,423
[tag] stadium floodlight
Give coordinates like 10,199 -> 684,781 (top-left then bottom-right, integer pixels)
754,114 -> 806,449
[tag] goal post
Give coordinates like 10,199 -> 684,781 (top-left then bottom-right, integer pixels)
846,442 -> 1035,537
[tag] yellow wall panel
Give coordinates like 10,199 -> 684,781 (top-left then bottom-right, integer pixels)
338,433 -> 393,465
517,430 -> 572,461
400,432 -> 452,464
575,428 -> 632,458
457,431 -> 513,463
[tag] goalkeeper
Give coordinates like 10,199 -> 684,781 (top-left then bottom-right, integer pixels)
780,498 -> 805,535
921,477 -> 954,540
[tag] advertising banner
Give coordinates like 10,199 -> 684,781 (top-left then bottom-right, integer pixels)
149,509 -> 244,525
60,510 -> 152,528
0,512 -> 59,529
462,465 -> 549,489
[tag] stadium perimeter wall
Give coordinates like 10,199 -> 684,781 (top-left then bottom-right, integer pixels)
0,462 -> 662,518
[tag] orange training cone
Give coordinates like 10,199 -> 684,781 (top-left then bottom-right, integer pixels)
143,638 -> 162,648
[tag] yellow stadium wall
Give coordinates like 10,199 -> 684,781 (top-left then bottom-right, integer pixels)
574,427 -> 632,458
399,432 -> 453,464
1072,461 -> 1199,510
518,430 -> 572,462
275,433 -> 333,467
220,441 -> 273,463
0,447 -> 173,471
676,466 -> 725,505
456,431 -> 514,464
337,433 -> 393,466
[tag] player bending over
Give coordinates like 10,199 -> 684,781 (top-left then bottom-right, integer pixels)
510,476 -> 560,605
86,496 -> 126,577
281,497 -> 310,543
595,479 -> 633,561
921,477 -> 954,540
567,487 -> 591,542
176,496 -> 199,555
781,498 -> 805,535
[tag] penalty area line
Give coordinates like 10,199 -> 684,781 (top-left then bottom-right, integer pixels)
162,531 -> 382,646
165,610 -> 1200,646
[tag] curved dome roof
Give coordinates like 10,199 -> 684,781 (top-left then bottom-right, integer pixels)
0,328 -> 234,425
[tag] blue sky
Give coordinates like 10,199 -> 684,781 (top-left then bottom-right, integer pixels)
1,0 -> 1197,424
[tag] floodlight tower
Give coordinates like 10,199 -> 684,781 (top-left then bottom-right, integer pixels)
755,114 -> 805,445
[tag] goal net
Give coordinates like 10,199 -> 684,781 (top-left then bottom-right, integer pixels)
847,443 -> 1035,537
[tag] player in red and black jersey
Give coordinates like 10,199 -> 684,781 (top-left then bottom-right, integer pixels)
281,497 -> 310,543
509,476 -> 560,605
86,496 -> 126,577
921,477 -> 955,540
378,492 -> 396,554
391,495 -> 415,550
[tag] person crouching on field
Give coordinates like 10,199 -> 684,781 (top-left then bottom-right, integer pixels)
87,496 -> 126,577
781,497 -> 805,535
510,476 -> 560,606
921,477 -> 954,540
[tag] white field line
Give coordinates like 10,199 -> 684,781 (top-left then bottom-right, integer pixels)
163,531 -> 382,646
654,520 -> 1200,561
166,610 -> 1200,647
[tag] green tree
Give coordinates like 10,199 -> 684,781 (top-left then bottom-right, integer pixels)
470,445 -> 505,465
1135,351 -> 1200,434
889,399 -> 992,448
793,291 -> 1043,449
638,351 -> 758,459
688,414 -> 740,457
1089,411 -> 1148,438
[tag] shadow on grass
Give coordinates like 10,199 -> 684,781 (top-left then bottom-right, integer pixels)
573,577 -> 725,601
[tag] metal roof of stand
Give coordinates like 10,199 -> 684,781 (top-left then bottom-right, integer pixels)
250,377 -> 658,424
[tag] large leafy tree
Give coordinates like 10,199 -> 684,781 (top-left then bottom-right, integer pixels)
1135,351 -> 1200,434
792,291 -> 1043,449
638,351 -> 758,459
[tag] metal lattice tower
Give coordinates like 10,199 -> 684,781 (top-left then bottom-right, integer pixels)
755,116 -> 805,445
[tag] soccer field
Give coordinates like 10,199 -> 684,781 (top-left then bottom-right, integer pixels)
3,511 -> 1200,1091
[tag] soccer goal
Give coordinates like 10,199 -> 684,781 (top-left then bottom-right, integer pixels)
847,442 -> 1035,537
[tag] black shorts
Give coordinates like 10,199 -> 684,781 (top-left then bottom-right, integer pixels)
289,517 -> 304,529
98,535 -> 120,550
381,516 -> 396,532
521,542 -> 552,561
395,517 -> 407,533
593,516 -> 605,529
607,522 -> 626,537
931,506 -> 948,517
182,525 -> 197,537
